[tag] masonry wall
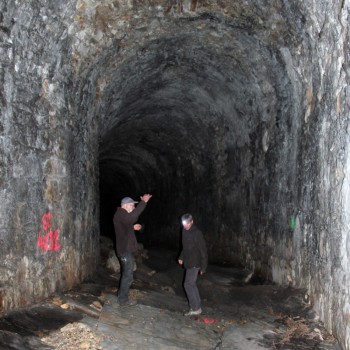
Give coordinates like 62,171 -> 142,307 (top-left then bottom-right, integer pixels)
0,0 -> 349,348
0,1 -> 100,311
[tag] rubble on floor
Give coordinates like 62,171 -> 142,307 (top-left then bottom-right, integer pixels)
0,246 -> 341,350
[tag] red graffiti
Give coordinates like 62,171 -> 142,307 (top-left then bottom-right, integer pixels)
42,213 -> 52,230
37,213 -> 61,251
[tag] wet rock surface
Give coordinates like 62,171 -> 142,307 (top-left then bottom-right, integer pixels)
0,248 -> 340,350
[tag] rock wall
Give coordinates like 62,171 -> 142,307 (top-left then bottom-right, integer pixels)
0,0 -> 349,348
0,1 -> 100,311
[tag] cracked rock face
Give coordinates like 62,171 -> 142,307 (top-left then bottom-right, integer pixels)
0,0 -> 349,348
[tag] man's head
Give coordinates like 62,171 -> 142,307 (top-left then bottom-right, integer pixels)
121,197 -> 138,213
181,213 -> 193,230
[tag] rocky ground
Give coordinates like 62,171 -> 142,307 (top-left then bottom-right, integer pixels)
0,240 -> 341,350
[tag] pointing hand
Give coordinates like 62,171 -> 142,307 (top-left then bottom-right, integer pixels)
141,194 -> 152,202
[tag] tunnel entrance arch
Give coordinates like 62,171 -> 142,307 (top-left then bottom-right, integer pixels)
83,26 -> 301,270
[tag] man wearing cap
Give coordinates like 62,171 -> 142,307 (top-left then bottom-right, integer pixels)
113,194 -> 152,306
178,213 -> 208,316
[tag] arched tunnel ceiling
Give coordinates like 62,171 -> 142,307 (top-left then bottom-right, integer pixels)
99,34 -> 284,176
94,14 -> 300,244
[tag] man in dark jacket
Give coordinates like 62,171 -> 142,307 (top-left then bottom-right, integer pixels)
178,213 -> 208,316
113,194 -> 152,306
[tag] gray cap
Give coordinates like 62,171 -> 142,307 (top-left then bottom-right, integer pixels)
181,213 -> 193,223
121,197 -> 139,205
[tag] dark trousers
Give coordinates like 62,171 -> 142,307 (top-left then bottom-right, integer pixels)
117,252 -> 134,304
184,267 -> 201,311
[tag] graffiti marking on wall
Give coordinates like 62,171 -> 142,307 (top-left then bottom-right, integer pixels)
37,213 -> 61,251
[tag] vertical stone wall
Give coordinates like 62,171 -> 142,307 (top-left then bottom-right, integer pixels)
0,1 -> 99,312
294,1 -> 350,347
241,1 -> 350,347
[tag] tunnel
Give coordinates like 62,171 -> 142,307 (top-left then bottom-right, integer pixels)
0,0 -> 349,349
99,35 -> 299,272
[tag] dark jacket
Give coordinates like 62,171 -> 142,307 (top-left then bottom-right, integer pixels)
179,224 -> 208,273
113,200 -> 147,255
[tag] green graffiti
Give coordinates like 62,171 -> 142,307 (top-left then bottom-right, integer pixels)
290,216 -> 296,230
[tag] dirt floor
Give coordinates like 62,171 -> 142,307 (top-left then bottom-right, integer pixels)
0,246 -> 341,350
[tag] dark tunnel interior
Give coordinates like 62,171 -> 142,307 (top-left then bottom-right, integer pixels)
97,26 -> 299,265
1,1 -> 349,346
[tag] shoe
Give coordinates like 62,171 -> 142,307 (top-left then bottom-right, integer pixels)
184,308 -> 202,316
119,299 -> 137,307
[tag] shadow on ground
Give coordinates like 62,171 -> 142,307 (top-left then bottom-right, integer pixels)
0,246 -> 341,350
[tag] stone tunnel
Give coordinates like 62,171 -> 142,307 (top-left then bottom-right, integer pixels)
0,0 -> 349,348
